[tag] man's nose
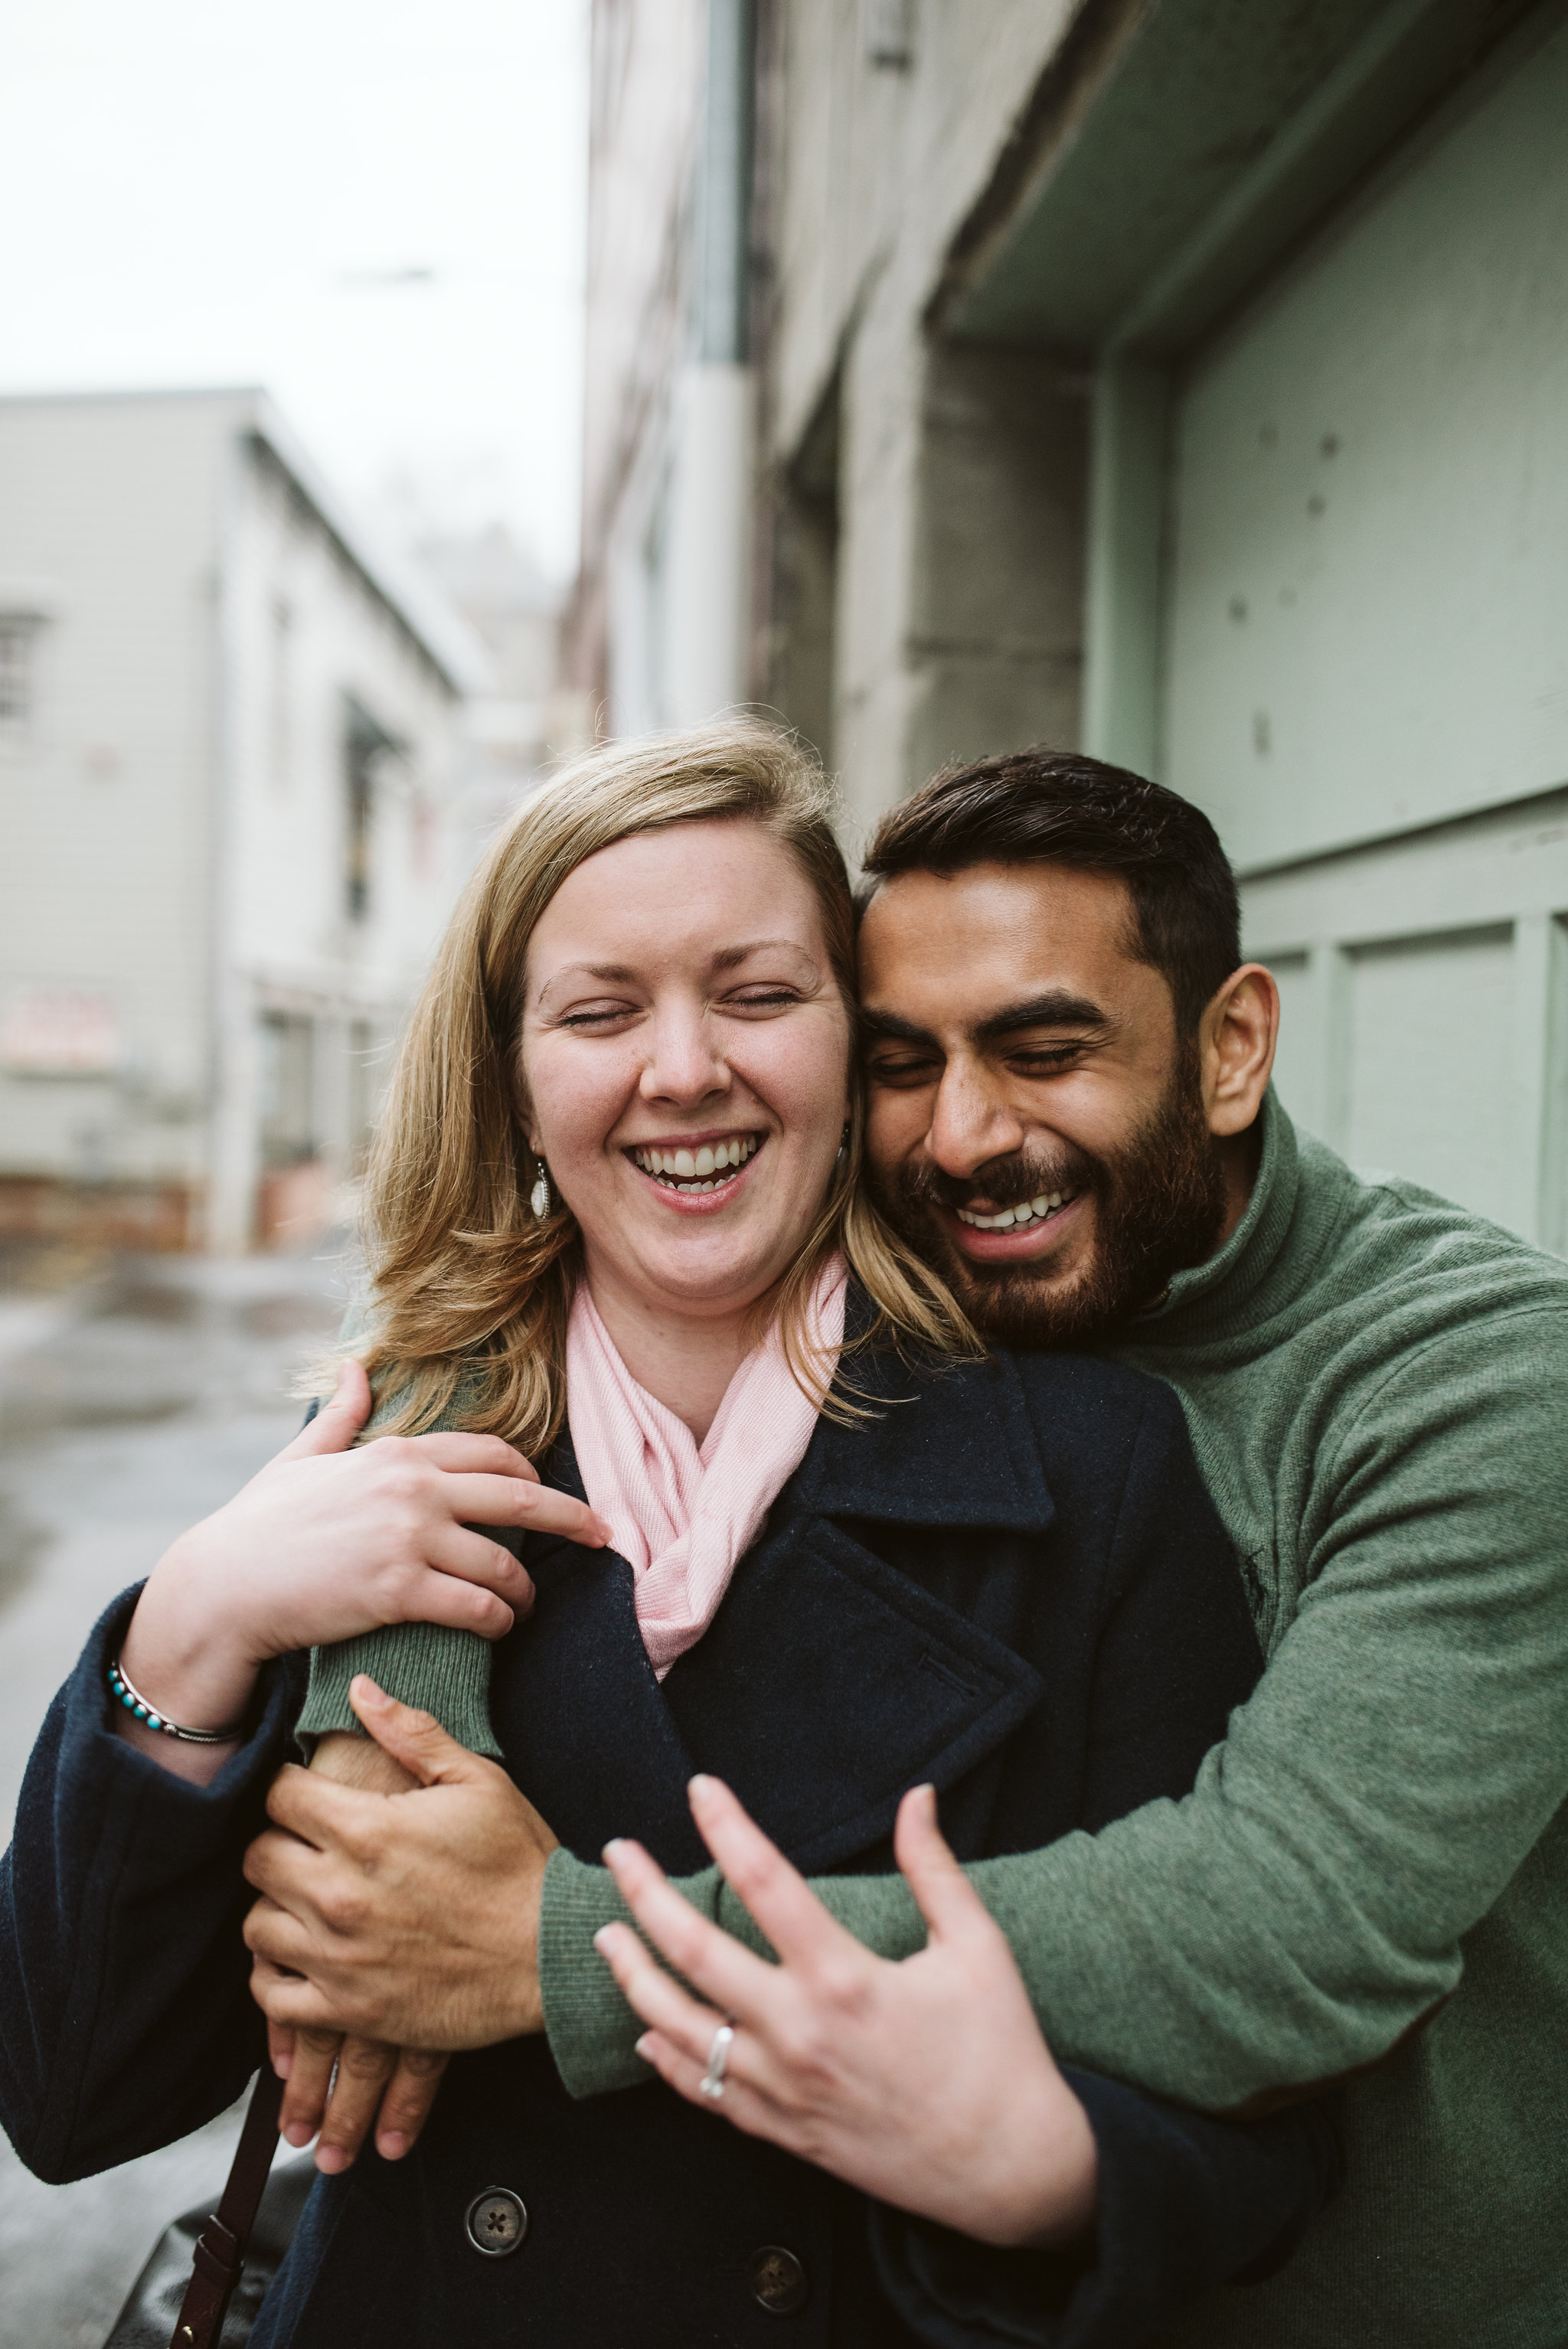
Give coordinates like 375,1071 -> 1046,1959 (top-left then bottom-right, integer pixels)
925,1063 -> 1026,1178
640,1005 -> 730,1104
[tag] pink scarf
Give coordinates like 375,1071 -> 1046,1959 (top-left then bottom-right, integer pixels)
566,1256 -> 848,1678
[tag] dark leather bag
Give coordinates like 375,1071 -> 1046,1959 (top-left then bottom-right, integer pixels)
103,2072 -> 314,2349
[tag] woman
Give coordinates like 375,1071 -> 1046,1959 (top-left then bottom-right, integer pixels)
0,724 -> 1333,2348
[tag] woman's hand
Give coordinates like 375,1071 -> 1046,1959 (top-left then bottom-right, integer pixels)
244,1677 -> 560,2054
117,1361 -> 610,1782
596,1776 -> 1099,2250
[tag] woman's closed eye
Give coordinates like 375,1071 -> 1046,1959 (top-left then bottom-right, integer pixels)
722,986 -> 806,1016
553,998 -> 645,1031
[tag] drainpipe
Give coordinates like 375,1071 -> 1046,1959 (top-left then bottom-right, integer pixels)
665,0 -> 756,724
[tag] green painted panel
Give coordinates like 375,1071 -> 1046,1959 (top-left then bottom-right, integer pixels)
1342,925 -> 1519,1227
1162,19 -> 1568,870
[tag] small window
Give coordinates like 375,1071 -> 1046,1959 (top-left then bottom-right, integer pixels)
0,617 -> 36,730
259,1011 -> 317,1168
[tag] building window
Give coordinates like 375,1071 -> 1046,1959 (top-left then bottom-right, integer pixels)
0,616 -> 37,730
343,698 -> 403,921
258,1011 -> 316,1168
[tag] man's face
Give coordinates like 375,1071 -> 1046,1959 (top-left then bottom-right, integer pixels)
858,861 -> 1228,1344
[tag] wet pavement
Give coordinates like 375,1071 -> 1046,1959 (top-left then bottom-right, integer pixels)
0,1239 -> 351,2344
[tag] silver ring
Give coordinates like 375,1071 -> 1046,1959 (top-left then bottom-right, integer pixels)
699,2023 -> 734,2101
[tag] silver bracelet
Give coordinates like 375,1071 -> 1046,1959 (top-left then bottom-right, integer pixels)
108,1655 -> 247,1745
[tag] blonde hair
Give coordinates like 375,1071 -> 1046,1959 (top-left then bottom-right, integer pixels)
341,717 -> 977,1446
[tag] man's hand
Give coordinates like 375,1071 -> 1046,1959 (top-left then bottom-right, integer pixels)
596,1776 -> 1099,2249
264,1730 -> 444,2172
245,1678 -> 558,2128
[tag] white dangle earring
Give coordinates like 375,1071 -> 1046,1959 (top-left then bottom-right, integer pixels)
530,1159 -> 551,1220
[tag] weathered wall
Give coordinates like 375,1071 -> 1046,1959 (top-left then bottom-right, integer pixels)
757,0 -> 1084,841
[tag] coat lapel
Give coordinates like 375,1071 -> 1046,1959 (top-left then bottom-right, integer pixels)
491,1331 -> 1056,1876
489,1441 -> 709,1873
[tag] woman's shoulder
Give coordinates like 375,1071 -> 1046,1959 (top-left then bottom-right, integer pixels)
986,1341 -> 1192,1459
855,1335 -> 1191,1468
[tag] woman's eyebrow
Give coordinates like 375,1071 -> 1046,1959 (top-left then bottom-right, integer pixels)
710,939 -> 817,972
541,961 -> 638,986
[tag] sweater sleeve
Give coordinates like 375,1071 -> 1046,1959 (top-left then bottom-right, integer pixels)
541,1309 -> 1568,2108
0,1586 -> 298,2181
292,1370 -> 504,1759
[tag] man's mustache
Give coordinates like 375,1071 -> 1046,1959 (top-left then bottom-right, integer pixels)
893,1145 -> 1101,1216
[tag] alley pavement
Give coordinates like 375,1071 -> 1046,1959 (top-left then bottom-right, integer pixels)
0,1239 -> 351,2344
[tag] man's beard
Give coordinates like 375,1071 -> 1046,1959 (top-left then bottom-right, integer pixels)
877,1044 -> 1228,1346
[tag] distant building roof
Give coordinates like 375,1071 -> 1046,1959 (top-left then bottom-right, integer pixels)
0,384 -> 495,700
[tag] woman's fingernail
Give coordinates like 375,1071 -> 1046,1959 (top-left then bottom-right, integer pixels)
593,1925 -> 617,1955
635,2034 -> 655,2062
378,2132 -> 410,2160
315,2144 -> 348,2174
351,1674 -> 387,1707
688,1774 -> 714,1801
273,2051 -> 292,2079
602,1838 -> 626,1864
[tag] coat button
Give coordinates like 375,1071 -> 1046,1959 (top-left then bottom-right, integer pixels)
748,2244 -> 809,2316
465,2187 -> 528,2258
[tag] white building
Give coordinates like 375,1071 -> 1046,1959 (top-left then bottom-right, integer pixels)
0,387 -> 491,1253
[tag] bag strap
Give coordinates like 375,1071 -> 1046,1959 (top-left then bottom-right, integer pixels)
169,2066 -> 285,2349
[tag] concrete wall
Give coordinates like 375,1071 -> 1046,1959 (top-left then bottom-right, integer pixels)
757,0 -> 1083,843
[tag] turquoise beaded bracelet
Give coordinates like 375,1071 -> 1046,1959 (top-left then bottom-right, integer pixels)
108,1655 -> 246,1744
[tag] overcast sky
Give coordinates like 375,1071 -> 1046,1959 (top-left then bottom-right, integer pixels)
0,0 -> 589,580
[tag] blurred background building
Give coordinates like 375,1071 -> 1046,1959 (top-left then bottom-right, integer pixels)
0,388 -> 492,1255
572,0 -> 1568,1255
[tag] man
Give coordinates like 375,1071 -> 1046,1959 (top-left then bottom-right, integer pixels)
248,752 -> 1568,2346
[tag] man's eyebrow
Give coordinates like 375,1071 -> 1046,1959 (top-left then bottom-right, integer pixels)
975,992 -> 1113,1044
860,1007 -> 939,1047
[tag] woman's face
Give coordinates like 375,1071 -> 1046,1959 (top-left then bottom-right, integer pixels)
521,817 -> 851,1324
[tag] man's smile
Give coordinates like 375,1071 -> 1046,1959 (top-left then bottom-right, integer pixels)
941,1189 -> 1089,1260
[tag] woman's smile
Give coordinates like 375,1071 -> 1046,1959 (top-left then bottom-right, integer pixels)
629,1129 -> 765,1201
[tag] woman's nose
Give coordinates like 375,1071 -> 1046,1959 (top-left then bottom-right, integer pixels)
639,1008 -> 730,1105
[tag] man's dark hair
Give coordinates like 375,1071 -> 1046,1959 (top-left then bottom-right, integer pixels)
861,749 -> 1241,1033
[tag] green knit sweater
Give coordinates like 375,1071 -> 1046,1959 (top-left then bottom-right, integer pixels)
301,1099 -> 1568,2347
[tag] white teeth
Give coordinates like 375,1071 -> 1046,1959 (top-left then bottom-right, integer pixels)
633,1134 -> 760,1187
956,1188 -> 1076,1230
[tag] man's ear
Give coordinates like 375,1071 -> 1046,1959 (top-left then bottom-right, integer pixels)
1200,964 -> 1279,1137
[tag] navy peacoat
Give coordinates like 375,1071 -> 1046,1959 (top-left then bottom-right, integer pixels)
0,1333 -> 1339,2347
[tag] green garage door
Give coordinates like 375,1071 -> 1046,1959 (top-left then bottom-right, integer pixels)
1160,18 -> 1568,1243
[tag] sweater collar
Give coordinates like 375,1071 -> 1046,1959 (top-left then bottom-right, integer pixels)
1125,1087 -> 1344,1343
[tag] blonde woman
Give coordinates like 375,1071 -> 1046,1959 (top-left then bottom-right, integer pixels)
0,725 -> 1334,2349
